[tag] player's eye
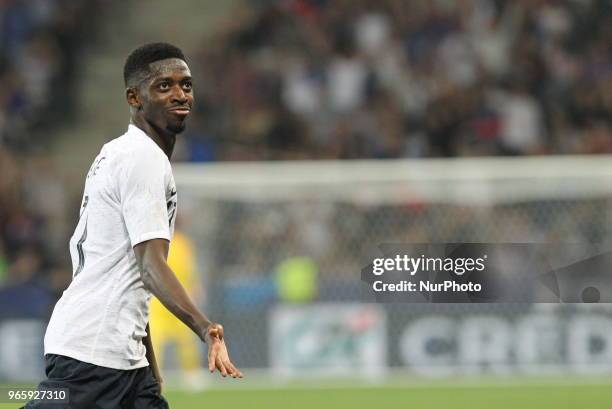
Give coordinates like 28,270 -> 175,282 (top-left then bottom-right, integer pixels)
158,82 -> 170,91
182,81 -> 193,91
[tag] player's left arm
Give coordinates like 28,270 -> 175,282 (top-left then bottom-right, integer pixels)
135,238 -> 242,378
143,322 -> 163,391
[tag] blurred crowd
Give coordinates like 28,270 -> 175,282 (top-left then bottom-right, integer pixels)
0,0 -> 109,151
0,149 -> 72,317
1,0 -> 611,316
0,0 -> 110,316
179,0 -> 611,161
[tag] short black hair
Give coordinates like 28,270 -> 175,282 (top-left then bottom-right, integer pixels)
123,42 -> 187,86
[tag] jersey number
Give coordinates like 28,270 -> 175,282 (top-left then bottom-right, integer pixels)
74,195 -> 89,277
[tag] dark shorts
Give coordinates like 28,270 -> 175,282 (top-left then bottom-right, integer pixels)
22,354 -> 169,409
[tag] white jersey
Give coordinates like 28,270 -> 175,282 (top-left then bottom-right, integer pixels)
44,124 -> 177,370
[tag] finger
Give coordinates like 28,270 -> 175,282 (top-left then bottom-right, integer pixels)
216,357 -> 228,377
208,344 -> 218,372
229,362 -> 242,378
226,361 -> 242,378
223,360 -> 236,378
234,365 -> 244,378
234,366 -> 244,378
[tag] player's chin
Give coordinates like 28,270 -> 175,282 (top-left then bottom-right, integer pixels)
167,118 -> 188,134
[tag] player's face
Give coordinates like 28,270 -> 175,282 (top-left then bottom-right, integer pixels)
140,58 -> 194,134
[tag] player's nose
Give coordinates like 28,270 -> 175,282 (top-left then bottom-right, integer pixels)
171,85 -> 189,104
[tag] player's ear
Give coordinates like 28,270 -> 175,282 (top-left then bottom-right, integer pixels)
126,86 -> 142,110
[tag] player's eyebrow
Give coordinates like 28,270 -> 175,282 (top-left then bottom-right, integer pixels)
154,75 -> 192,83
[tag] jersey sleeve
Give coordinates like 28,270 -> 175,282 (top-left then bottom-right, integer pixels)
119,150 -> 171,246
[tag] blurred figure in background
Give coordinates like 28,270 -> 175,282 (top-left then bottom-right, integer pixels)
0,245 -> 50,318
275,256 -> 318,303
150,220 -> 203,388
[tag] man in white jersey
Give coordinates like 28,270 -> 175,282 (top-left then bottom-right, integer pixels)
24,43 -> 241,409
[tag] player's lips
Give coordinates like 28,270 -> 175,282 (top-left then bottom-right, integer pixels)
168,107 -> 191,116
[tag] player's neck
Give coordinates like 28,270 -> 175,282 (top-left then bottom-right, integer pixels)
131,117 -> 175,159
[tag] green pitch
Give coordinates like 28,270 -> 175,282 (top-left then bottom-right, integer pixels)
163,382 -> 612,409
2,380 -> 611,409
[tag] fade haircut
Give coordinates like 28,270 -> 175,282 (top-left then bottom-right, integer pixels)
123,42 -> 187,87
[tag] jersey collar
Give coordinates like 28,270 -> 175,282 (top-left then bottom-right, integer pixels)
127,123 -> 168,158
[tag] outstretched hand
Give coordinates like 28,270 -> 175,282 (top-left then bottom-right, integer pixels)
205,323 -> 243,378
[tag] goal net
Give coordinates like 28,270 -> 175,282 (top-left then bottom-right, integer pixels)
174,156 -> 612,376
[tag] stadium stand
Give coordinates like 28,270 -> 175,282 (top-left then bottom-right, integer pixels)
0,0 -> 110,311
179,0 -> 611,161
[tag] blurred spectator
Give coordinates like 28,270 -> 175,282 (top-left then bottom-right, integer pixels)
0,242 -> 7,285
275,256 -> 318,303
493,81 -> 546,155
0,245 -> 51,318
